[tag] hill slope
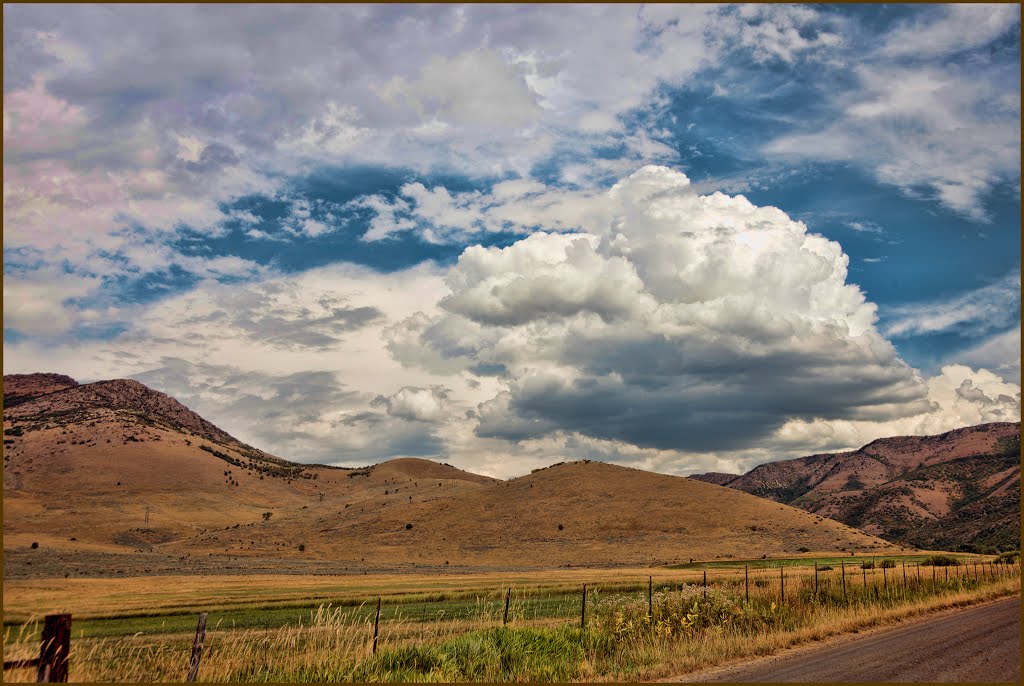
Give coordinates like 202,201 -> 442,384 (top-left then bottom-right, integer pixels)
690,423 -> 1021,552
2,374 -> 495,562
4,372 -> 900,577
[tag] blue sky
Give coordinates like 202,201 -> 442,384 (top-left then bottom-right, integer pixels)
3,4 -> 1020,477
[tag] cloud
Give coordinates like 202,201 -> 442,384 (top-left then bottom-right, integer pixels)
761,18 -> 1020,221
4,167 -> 1020,478
1,260 -> 489,464
354,180 -> 608,243
132,359 -> 446,463
725,4 -> 844,64
2,272 -> 102,336
882,271 -> 1021,338
391,165 -> 934,454
379,386 -> 450,422
879,4 -> 1020,59
377,49 -> 542,128
2,4 -> 725,311
957,328 -> 1021,385
765,364 -> 1020,462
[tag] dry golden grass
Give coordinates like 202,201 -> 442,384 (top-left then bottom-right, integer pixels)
2,568 -> 1017,683
2,565 -> 739,621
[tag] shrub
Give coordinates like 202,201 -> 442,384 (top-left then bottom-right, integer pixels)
817,565 -> 833,571
298,544 -> 306,552
30,542 -> 38,549
405,523 -> 413,530
860,561 -> 875,569
592,587 -> 739,640
922,554 -> 959,566
797,547 -> 810,553
880,559 -> 897,569
557,524 -> 564,531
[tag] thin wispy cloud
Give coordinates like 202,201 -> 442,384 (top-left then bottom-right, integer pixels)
883,271 -> 1021,338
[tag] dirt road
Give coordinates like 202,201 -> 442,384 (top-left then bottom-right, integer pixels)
673,596 -> 1021,683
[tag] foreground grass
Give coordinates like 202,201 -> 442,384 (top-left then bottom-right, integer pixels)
3,565 -> 1017,682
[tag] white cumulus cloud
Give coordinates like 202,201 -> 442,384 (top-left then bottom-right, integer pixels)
390,165 -> 935,455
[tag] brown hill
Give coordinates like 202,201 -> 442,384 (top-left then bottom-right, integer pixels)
690,423 -> 1021,552
3,375 -> 495,566
4,373 -> 900,577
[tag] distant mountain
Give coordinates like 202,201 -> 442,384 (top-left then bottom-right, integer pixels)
2,373 -> 79,408
3,373 -> 898,578
689,471 -> 741,487
690,423 -> 1021,553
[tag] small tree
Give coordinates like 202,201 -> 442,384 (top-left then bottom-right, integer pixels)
262,512 -> 272,522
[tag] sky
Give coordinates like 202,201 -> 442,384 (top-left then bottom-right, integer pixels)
3,3 -> 1021,479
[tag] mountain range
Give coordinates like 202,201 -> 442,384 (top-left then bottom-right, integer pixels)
690,422 -> 1020,553
3,373 -> 903,578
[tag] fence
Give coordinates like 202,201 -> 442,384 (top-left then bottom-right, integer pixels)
3,557 -> 1018,681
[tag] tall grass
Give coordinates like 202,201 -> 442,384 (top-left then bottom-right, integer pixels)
2,566 -> 1018,682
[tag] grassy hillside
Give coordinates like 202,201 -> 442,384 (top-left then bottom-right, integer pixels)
5,373 -> 900,579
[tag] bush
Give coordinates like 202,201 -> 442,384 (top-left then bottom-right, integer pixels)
30,542 -> 38,549
797,547 -> 810,553
817,565 -> 833,571
996,550 -> 1019,564
880,559 -> 896,569
592,587 -> 738,639
922,554 -> 959,567
298,544 -> 306,552
860,561 -> 874,569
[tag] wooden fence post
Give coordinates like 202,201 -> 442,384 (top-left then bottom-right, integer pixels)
580,584 -> 587,629
841,562 -> 846,601
862,564 -> 867,589
883,565 -> 887,589
744,566 -> 749,603
38,613 -> 72,683
503,588 -> 511,626
186,613 -> 207,683
902,561 -> 906,586
814,562 -> 818,596
372,597 -> 381,655
702,570 -> 707,600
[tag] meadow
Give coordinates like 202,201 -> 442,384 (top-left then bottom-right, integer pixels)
3,552 -> 1018,682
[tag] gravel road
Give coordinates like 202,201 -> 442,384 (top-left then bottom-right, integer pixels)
672,596 -> 1020,683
